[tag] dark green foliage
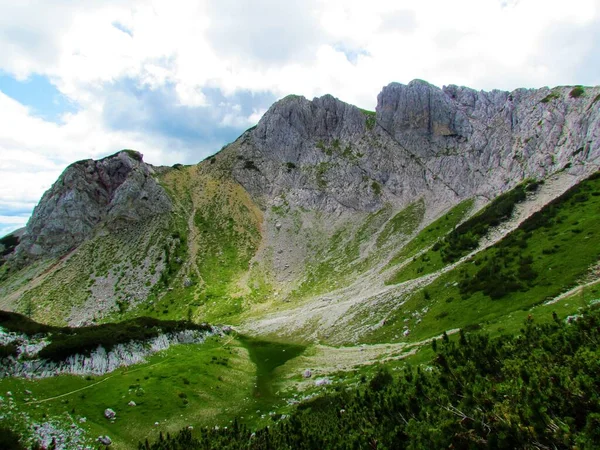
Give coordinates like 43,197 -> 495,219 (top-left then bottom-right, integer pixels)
541,92 -> 560,103
0,234 -> 19,257
361,109 -> 377,130
0,311 -> 210,362
439,183 -> 527,262
460,174 -> 598,299
0,426 -> 26,450
141,308 -> 600,449
121,149 -> 143,161
368,368 -> 393,391
243,160 -> 260,171
284,162 -> 296,172
589,94 -> 600,110
0,310 -> 58,335
0,342 -> 18,358
569,86 -> 585,98
39,318 -> 211,362
456,171 -> 599,300
371,181 -> 382,196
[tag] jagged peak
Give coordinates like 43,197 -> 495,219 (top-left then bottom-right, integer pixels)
106,149 -> 144,162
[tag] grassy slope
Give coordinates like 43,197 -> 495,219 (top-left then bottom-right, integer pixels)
143,166 -> 263,324
362,172 -> 600,344
1,337 -> 255,449
383,199 -> 474,279
289,200 -> 427,301
0,215 -> 174,326
0,333 -> 314,450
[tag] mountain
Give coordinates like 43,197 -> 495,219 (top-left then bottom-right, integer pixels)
1,80 -> 599,339
1,80 -> 600,449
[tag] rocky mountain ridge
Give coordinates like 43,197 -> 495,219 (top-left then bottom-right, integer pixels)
231,79 -> 598,214
0,80 -> 599,337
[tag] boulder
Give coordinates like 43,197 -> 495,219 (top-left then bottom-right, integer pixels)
98,435 -> 112,446
104,408 -> 116,420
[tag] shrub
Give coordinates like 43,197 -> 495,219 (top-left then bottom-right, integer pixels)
439,183 -> 527,262
541,92 -> 560,103
141,308 -> 600,449
0,314 -> 215,362
369,368 -> 393,392
371,181 -> 382,196
243,160 -> 259,171
0,343 -> 18,358
569,86 -> 584,98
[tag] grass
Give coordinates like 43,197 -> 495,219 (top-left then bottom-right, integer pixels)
384,199 -> 474,282
237,337 -> 306,404
132,174 -> 263,324
0,334 -> 315,450
364,172 -> 600,344
289,206 -> 394,300
385,182 -> 531,285
5,215 -> 174,326
0,336 -> 257,449
360,109 -> 377,130
541,92 -> 560,103
375,199 -> 425,248
569,86 -> 585,98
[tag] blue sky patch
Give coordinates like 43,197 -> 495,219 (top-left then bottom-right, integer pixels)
112,21 -> 133,37
101,78 -> 277,162
333,44 -> 371,65
0,72 -> 78,123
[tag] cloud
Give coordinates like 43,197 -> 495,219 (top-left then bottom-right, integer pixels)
205,0 -> 324,66
378,9 -> 417,33
0,0 -> 599,235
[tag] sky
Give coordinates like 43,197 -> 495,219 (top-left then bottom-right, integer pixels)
0,0 -> 599,237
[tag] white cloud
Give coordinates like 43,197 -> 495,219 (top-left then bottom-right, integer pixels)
0,0 -> 599,233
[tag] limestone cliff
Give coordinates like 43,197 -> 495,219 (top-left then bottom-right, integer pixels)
230,80 -> 599,215
14,150 -> 172,262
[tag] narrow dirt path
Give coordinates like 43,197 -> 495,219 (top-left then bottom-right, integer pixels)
185,204 -> 202,282
25,357 -> 174,405
544,278 -> 600,306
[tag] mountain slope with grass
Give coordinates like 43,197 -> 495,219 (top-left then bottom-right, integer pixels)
0,80 -> 599,449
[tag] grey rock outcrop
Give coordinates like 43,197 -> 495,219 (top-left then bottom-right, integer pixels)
230,80 -> 599,216
98,435 -> 112,446
14,150 -> 171,262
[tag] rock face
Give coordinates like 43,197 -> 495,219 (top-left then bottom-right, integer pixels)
14,150 -> 171,261
230,80 -> 599,216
